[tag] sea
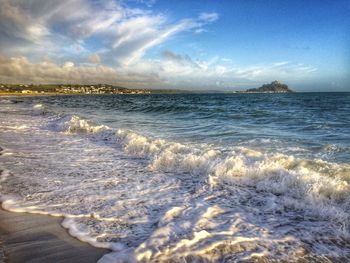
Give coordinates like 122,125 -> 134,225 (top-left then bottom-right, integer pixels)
0,92 -> 350,262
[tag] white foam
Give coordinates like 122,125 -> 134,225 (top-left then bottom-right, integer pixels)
32,103 -> 51,115
61,115 -> 110,134
33,103 -> 43,109
0,98 -> 12,104
211,153 -> 350,228
62,218 -> 116,250
48,114 -> 350,230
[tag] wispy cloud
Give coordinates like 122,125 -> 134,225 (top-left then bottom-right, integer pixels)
198,12 -> 219,23
0,0 -> 218,65
0,0 -> 124,58
126,51 -> 317,89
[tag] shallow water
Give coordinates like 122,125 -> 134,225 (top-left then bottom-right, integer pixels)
0,93 -> 350,262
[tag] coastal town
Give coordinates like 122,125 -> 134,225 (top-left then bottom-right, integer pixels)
0,84 -> 151,95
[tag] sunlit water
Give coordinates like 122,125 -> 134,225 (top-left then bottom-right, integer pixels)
1,93 -> 350,262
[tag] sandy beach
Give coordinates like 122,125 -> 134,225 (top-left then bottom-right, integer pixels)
0,207 -> 109,263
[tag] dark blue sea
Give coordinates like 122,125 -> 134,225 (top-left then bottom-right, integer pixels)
1,92 -> 350,262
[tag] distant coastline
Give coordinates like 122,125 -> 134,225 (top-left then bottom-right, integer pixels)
0,84 -> 151,96
0,83 -> 198,96
0,81 -> 298,96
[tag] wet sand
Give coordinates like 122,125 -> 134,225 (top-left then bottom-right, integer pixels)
0,208 -> 109,263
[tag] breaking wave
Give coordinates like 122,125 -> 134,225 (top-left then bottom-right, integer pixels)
47,113 -> 350,232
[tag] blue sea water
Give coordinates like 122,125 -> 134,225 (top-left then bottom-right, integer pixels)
24,92 -> 350,160
0,92 -> 350,262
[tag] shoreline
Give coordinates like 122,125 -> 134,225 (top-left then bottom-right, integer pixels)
0,206 -> 109,263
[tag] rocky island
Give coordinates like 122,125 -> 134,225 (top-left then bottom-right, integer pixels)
245,81 -> 294,93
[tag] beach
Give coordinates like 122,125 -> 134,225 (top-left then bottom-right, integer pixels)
0,207 -> 108,263
1,94 -> 350,262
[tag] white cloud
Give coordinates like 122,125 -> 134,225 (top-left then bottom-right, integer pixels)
63,61 -> 75,69
0,55 -> 162,88
198,12 -> 219,23
88,53 -> 101,64
273,61 -> 289,67
105,13 -> 218,65
0,0 -> 218,67
128,51 -> 317,89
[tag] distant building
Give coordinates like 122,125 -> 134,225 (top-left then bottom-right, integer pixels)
22,90 -> 32,94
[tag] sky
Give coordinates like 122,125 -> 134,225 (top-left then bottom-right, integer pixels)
0,0 -> 349,91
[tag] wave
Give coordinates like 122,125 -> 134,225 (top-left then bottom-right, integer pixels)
50,114 -> 110,134
0,98 -> 25,104
0,98 -> 13,104
32,103 -> 56,116
46,113 -> 350,232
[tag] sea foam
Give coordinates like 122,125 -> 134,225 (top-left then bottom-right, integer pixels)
50,112 -> 350,231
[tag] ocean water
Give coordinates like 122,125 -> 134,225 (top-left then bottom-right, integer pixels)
0,92 -> 350,262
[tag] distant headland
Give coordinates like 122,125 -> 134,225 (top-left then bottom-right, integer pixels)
245,81 -> 294,93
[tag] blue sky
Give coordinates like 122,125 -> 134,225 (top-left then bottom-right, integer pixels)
0,0 -> 349,91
